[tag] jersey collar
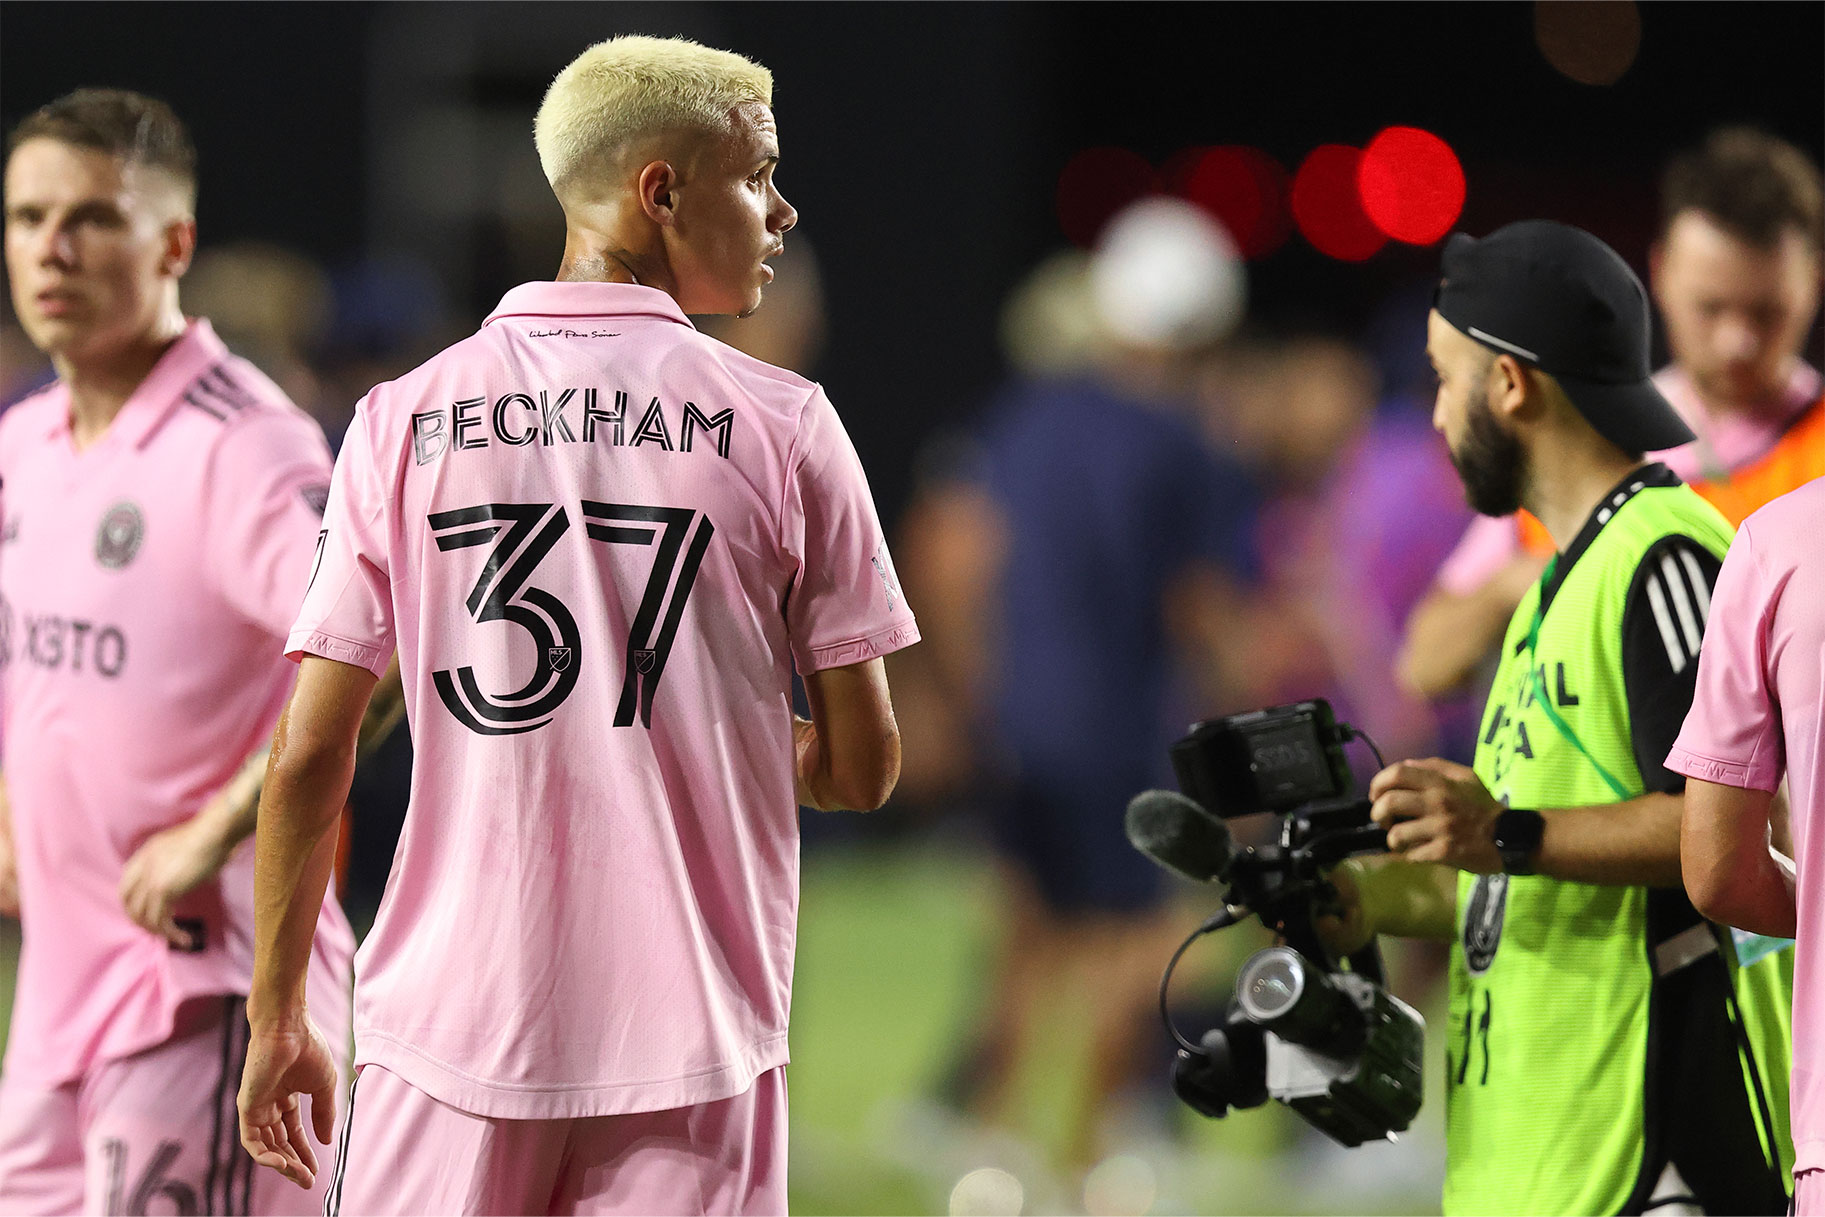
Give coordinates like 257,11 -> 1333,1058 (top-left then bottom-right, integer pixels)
42,318 -> 230,450
1526,461 -> 1682,631
484,282 -> 697,330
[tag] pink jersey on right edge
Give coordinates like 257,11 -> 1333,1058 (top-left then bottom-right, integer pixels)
1666,475 -> 1825,1174
288,282 -> 918,1121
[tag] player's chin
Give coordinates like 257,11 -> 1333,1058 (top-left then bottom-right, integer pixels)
733,283 -> 767,318
21,315 -> 89,358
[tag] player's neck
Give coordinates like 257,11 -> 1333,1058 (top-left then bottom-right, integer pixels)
556,229 -> 666,294
56,307 -> 187,451
1686,356 -> 1798,424
1522,436 -> 1645,553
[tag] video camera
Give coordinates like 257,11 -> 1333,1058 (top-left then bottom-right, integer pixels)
1125,699 -> 1425,1147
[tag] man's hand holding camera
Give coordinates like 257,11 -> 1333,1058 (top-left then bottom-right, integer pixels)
1369,758 -> 1504,874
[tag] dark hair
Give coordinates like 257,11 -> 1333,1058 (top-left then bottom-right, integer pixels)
6,88 -> 196,198
1661,127 -> 1823,251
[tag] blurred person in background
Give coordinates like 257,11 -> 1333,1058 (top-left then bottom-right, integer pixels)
902,199 -> 1260,1174
1401,128 -> 1825,700
0,88 -> 357,1215
235,36 -> 914,1215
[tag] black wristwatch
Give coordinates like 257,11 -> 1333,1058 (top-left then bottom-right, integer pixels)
1493,808 -> 1546,876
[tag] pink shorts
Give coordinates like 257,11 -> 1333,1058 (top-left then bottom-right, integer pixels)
328,1064 -> 787,1216
0,996 -> 339,1216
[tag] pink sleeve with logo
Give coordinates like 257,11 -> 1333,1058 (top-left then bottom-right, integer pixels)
285,401 -> 395,677
781,389 -> 916,671
1666,521 -> 1782,790
204,409 -> 335,637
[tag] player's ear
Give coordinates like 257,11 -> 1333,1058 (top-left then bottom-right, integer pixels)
162,216 -> 197,280
1489,354 -> 1532,421
635,160 -> 678,227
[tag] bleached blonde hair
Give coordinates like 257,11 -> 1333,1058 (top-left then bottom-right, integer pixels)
534,35 -> 773,195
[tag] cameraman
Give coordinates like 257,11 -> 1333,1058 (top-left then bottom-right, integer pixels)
1325,221 -> 1793,1215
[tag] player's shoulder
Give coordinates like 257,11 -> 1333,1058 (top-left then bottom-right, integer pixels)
0,380 -> 65,457
180,351 -> 331,464
679,329 -> 822,414
1740,475 -> 1825,542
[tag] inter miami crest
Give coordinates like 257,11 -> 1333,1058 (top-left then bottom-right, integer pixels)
95,502 -> 145,569
1462,873 -> 1509,975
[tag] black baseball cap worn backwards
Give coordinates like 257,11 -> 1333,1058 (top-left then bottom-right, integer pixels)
1434,219 -> 1695,453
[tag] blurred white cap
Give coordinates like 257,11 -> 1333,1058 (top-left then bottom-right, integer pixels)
1091,197 -> 1246,351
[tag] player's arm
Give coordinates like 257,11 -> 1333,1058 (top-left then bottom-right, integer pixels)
1317,855 -> 1458,955
237,655 -> 375,1189
119,654 -> 406,946
1374,761 -> 1687,886
1397,549 -> 1546,698
1681,779 -> 1796,937
795,657 -> 900,811
1372,536 -> 1722,888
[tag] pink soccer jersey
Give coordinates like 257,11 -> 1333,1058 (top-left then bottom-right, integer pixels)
1667,475 -> 1825,1173
288,281 -> 919,1120
0,319 -> 356,1088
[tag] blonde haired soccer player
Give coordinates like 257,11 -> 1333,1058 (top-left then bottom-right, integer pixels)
237,35 -> 914,1216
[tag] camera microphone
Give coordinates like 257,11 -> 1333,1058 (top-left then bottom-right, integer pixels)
1124,789 -> 1236,884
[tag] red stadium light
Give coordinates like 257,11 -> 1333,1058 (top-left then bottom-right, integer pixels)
1182,145 -> 1291,261
1291,145 -> 1386,262
1358,126 -> 1466,246
1056,147 -> 1160,247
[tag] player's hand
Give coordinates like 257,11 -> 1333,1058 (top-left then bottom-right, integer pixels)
238,1017 -> 338,1189
1369,758 -> 1503,874
119,814 -> 233,947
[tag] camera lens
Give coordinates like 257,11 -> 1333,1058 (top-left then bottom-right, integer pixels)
1237,947 -> 1306,1021
1235,946 -> 1364,1053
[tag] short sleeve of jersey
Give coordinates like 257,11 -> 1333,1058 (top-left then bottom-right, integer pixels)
1666,522 -> 1784,791
203,409 -> 335,638
780,387 -> 919,673
1621,534 -> 1724,794
285,398 -> 395,677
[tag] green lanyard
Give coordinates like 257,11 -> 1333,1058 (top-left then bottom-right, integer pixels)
1522,556 -> 1637,803
1525,556 -> 1795,966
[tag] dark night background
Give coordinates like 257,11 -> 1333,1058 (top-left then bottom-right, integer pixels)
4,2 -> 1821,523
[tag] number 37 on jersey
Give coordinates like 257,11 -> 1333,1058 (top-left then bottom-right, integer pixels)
426,499 -> 713,735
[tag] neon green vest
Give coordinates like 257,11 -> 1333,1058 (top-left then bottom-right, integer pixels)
1445,481 -> 1792,1215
